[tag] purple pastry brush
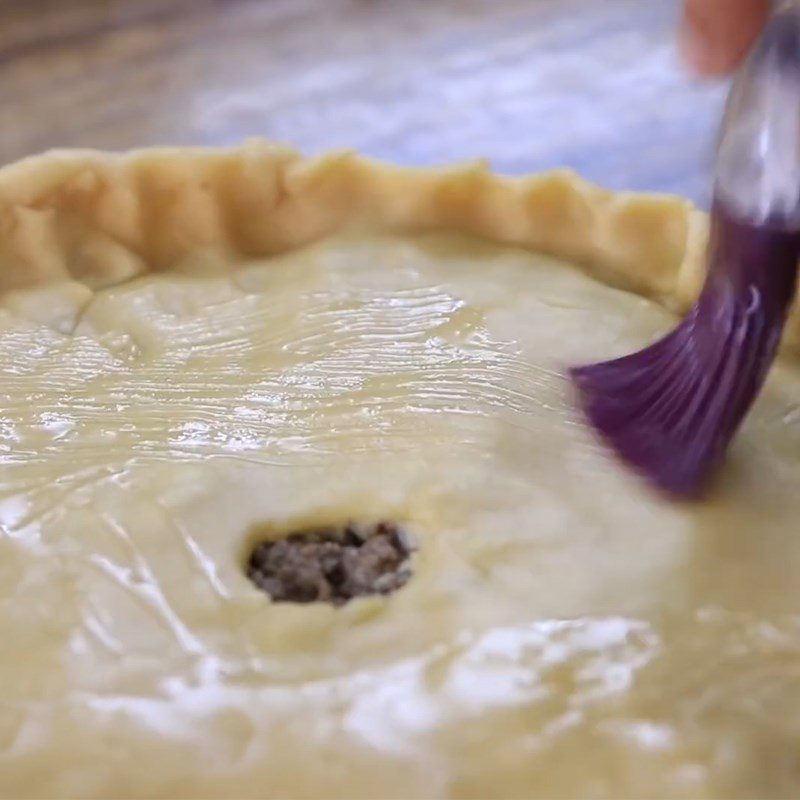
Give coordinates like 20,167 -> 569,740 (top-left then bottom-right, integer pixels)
571,3 -> 800,498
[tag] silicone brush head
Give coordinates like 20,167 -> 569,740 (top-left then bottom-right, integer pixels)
571,4 -> 800,498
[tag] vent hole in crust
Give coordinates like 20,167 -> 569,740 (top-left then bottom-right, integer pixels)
246,521 -> 415,606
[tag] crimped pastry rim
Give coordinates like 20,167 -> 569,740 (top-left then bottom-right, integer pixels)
0,138 -> 751,348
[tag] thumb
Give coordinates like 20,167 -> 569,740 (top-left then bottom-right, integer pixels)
680,0 -> 771,76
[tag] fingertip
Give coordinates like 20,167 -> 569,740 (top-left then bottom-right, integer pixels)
679,24 -> 718,76
679,30 -> 737,76
679,0 -> 771,77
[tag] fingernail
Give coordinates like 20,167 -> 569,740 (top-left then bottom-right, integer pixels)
680,24 -> 733,76
679,23 -> 715,74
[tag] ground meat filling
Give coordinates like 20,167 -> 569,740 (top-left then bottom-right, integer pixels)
246,521 -> 415,605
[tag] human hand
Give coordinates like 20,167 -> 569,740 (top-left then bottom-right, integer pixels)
680,0 -> 771,76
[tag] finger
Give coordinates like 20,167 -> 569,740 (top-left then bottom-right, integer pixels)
680,0 -> 771,76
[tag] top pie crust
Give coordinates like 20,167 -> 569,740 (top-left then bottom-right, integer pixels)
5,142 -> 800,800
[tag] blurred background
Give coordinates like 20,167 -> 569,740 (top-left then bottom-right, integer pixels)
0,0 -> 725,204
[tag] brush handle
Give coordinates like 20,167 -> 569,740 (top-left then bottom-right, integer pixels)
715,2 -> 800,226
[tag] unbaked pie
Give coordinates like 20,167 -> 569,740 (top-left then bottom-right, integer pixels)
3,142 -> 800,799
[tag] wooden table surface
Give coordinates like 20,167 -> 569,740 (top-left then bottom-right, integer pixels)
0,0 -> 725,205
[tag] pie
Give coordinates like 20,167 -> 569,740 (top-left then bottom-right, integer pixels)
3,141 -> 800,799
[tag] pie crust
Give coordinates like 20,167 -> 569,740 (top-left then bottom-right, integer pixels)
4,142 -> 800,799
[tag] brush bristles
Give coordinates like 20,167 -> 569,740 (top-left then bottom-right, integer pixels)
572,293 -> 780,496
572,203 -> 800,498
